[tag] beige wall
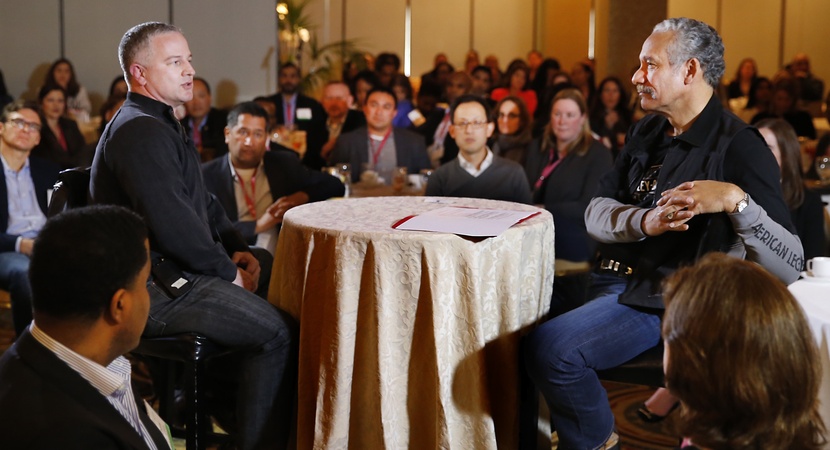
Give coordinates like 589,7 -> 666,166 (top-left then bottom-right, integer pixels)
1,0 -> 828,110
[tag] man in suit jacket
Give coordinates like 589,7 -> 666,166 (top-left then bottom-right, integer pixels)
266,63 -> 328,170
0,205 -> 171,450
330,86 -> 431,183
181,77 -> 228,161
202,101 -> 344,252
320,81 -> 366,160
0,100 -> 60,337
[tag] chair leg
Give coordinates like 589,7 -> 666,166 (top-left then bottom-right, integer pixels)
185,359 -> 211,450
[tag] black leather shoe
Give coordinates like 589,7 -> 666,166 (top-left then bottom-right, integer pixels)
637,401 -> 679,423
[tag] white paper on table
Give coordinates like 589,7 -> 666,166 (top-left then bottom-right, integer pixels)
392,206 -> 540,237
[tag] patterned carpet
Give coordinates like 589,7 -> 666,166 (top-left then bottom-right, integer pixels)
604,381 -> 679,450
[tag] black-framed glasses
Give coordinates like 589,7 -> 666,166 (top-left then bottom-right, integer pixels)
453,121 -> 488,130
5,118 -> 42,133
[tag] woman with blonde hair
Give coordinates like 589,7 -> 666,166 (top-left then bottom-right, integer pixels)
663,253 -> 825,449
525,88 -> 612,313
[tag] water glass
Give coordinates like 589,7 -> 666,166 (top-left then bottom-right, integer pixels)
816,156 -> 830,183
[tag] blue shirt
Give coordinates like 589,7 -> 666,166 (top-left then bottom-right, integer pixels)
1,154 -> 46,251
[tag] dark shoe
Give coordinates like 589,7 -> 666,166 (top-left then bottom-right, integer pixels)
637,401 -> 679,423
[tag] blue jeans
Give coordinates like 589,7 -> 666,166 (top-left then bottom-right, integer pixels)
524,273 -> 662,449
0,252 -> 32,337
144,272 -> 297,450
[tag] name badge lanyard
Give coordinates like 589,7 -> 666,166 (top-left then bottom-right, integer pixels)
371,128 -> 393,167
235,168 -> 258,218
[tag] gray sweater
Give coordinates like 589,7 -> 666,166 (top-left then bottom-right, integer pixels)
426,155 -> 532,204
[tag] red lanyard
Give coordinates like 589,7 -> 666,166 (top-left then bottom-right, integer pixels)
370,128 -> 393,167
534,148 -> 563,190
235,168 -> 258,218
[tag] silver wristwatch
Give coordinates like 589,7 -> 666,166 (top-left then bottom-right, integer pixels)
732,192 -> 749,214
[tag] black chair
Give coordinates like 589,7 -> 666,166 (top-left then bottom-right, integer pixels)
48,167 -> 231,450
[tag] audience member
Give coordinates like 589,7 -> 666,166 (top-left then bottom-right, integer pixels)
31,85 -> 89,169
431,71 -> 473,164
425,95 -> 531,204
524,18 -> 802,450
267,62 -> 327,169
375,52 -> 401,88
751,79 -> 817,139
589,76 -> 632,158
737,76 -> 771,123
789,52 -> 825,103
491,95 -> 533,164
420,52 -> 448,82
320,81 -> 366,160
725,57 -> 758,102
108,75 -> 129,99
0,100 -> 60,337
351,69 -> 379,110
43,58 -> 91,122
410,80 -> 455,167
90,22 -> 297,450
330,86 -> 430,183
757,118 -> 825,263
253,96 -> 278,130
526,88 -> 613,313
0,205 -> 174,450
484,54 -> 503,87
470,65 -> 494,98
491,59 -> 538,115
0,70 -> 12,112
391,74 -> 415,128
464,50 -> 481,74
571,60 -> 596,106
530,58 -> 563,118
662,253 -> 825,450
527,50 -> 544,83
202,102 -> 343,253
422,61 -> 454,96
98,93 -> 127,136
182,77 -> 228,161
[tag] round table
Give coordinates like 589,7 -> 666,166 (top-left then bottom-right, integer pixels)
269,196 -> 554,449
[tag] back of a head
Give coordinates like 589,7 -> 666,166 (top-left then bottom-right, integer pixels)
30,205 -> 148,323
662,253 -> 825,449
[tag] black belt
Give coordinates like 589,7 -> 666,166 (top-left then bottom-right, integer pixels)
597,258 -> 636,276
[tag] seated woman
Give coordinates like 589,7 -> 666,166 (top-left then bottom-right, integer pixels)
391,74 -> 415,128
525,88 -> 612,313
589,76 -> 632,159
662,253 -> 825,449
757,118 -> 826,263
490,95 -> 533,165
43,58 -> 91,122
737,76 -> 771,124
31,85 -> 89,169
490,59 -> 538,116
725,57 -> 758,110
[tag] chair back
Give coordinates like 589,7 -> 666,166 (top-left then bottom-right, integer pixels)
47,167 -> 91,217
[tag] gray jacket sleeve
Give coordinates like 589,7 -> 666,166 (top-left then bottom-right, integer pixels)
584,195 -> 804,284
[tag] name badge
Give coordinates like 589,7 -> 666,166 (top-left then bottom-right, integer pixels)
297,107 -> 312,120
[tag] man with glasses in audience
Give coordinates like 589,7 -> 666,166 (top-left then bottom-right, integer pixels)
524,18 -> 803,449
329,86 -> 430,184
90,22 -> 296,450
425,95 -> 531,204
0,100 -> 59,338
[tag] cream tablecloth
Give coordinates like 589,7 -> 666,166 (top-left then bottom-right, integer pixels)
269,197 -> 554,449
790,278 -> 830,447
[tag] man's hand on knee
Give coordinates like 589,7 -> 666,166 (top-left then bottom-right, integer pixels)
232,251 -> 261,291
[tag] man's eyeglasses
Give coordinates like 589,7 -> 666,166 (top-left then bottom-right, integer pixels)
453,121 -> 488,130
5,118 -> 42,133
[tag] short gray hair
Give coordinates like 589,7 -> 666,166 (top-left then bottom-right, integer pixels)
653,18 -> 725,89
118,22 -> 182,81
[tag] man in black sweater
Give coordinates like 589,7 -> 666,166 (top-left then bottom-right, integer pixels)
90,22 -> 295,450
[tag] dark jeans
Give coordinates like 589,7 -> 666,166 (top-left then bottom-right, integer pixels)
0,252 -> 32,337
524,273 -> 661,449
144,272 -> 297,450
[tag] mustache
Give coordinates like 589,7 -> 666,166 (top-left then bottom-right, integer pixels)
636,85 -> 656,99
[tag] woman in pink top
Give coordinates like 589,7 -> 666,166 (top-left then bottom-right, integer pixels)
490,59 -> 537,116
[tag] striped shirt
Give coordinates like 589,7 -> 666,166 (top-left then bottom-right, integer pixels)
30,323 -> 169,450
